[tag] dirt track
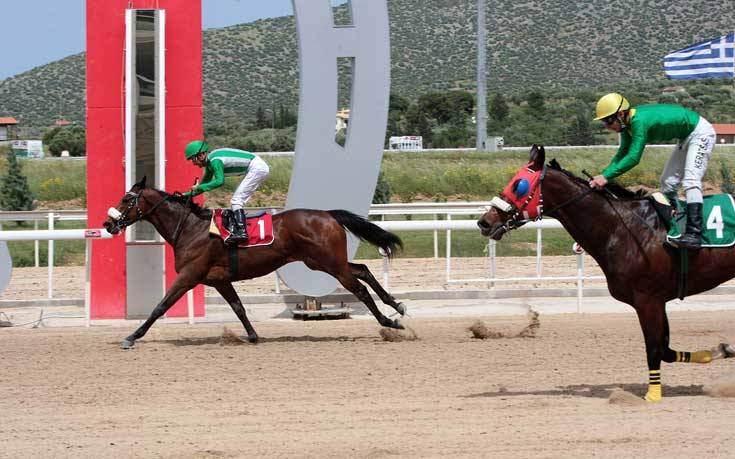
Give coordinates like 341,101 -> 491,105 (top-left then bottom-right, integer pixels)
2,311 -> 735,458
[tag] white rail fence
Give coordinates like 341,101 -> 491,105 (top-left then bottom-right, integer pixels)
0,206 -> 605,308
0,229 -> 112,327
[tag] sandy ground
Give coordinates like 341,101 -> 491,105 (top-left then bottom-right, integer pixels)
1,311 -> 735,458
1,256 -> 613,301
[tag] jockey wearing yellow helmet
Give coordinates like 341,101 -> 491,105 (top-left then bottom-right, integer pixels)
184,140 -> 270,244
590,93 -> 716,249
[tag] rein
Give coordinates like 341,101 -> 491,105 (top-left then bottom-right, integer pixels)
492,165 -> 658,239
112,190 -> 193,246
171,194 -> 194,245
114,191 -> 170,229
171,179 -> 199,246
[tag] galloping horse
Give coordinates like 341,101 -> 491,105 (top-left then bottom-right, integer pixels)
477,145 -> 734,402
103,177 -> 406,348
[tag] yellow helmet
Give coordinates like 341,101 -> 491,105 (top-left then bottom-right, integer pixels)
594,93 -> 630,120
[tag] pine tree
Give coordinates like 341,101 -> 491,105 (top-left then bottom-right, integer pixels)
372,171 -> 392,204
489,93 -> 509,122
255,106 -> 268,129
0,151 -> 36,211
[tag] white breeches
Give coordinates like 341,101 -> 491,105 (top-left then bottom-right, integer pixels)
659,117 -> 716,204
230,156 -> 270,210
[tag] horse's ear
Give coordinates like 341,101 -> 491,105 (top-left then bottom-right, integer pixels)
136,176 -> 147,188
530,144 -> 545,169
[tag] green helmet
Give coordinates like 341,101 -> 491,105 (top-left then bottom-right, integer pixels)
184,140 -> 209,160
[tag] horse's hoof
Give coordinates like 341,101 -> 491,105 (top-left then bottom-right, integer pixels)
247,334 -> 259,344
120,339 -> 135,349
395,302 -> 407,316
390,319 -> 404,330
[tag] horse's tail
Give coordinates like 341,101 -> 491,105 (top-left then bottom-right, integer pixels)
328,210 -> 403,258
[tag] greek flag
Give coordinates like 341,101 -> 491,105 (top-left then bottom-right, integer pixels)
664,33 -> 734,80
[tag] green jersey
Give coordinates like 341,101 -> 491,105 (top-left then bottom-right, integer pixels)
190,148 -> 257,195
602,104 -> 700,180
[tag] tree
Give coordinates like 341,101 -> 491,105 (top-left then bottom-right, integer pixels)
404,103 -> 432,144
418,92 -> 452,124
372,170 -> 392,204
45,126 -> 86,156
564,112 -> 595,145
526,91 -> 546,116
489,93 -> 509,122
0,151 -> 36,212
389,94 -> 410,113
255,106 -> 268,129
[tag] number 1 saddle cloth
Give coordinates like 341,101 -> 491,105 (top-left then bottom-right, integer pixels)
209,209 -> 275,247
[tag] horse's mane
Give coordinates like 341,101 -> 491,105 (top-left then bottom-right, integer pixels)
152,188 -> 213,220
547,159 -> 648,201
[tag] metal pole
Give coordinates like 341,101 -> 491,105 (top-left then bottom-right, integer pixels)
382,255 -> 389,290
433,213 -> 439,258
47,213 -> 54,299
475,0 -> 487,151
85,238 -> 91,327
536,227 -> 542,277
445,214 -> 452,283
34,220 -> 39,267
576,253 -> 584,313
187,290 -> 195,325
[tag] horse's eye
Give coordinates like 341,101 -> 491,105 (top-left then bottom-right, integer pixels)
512,178 -> 530,197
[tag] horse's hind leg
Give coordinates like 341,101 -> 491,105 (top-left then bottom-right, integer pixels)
349,262 -> 406,316
660,311 -> 731,363
214,281 -> 259,343
330,268 -> 403,329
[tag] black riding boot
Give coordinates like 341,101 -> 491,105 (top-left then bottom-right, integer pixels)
677,203 -> 703,250
228,209 -> 249,244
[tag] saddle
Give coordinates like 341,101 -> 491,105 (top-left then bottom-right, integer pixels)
209,209 -> 275,247
652,192 -> 735,248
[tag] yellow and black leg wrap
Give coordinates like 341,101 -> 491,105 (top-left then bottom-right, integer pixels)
676,350 -> 712,363
644,370 -> 662,402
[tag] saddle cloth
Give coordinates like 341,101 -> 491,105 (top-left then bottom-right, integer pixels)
661,193 -> 735,247
209,209 -> 275,247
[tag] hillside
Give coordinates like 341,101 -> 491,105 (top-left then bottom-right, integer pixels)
0,0 -> 732,129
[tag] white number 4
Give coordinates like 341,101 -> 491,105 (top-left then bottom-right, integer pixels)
707,205 -> 724,239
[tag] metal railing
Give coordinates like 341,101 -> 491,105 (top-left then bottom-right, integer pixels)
0,205 -> 604,306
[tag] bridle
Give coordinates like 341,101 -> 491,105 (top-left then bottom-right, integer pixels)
488,164 -> 656,240
487,165 -> 595,238
108,189 -> 198,246
107,190 -> 170,233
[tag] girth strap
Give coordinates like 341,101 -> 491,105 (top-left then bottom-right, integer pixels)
676,248 -> 688,300
229,245 -> 239,279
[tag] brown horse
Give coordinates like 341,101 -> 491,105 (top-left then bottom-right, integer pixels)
103,177 -> 406,349
477,145 -> 734,402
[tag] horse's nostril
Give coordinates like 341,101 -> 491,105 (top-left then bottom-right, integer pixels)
477,220 -> 489,229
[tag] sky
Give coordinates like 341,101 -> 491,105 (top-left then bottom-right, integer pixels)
1,0 -> 346,80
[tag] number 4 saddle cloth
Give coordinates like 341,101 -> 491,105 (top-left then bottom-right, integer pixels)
209,209 -> 275,247
658,193 -> 735,247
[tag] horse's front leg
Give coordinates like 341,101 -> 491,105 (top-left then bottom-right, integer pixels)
121,274 -> 199,349
633,292 -> 667,402
213,281 -> 259,343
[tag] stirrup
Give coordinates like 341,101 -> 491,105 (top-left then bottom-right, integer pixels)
675,234 -> 701,249
227,231 -> 249,245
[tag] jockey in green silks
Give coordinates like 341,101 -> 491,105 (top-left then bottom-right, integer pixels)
184,140 -> 270,244
589,93 -> 717,250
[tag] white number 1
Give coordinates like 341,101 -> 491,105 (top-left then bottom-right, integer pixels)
707,205 -> 724,239
258,219 -> 265,240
